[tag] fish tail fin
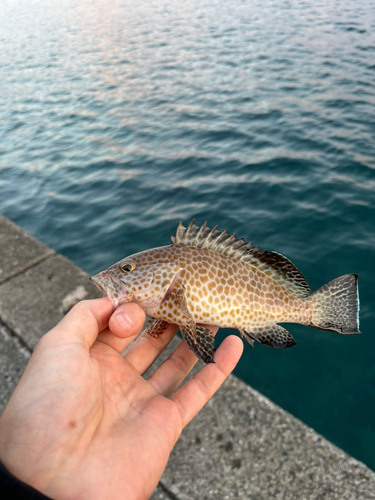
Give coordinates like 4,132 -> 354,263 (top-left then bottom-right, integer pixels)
310,274 -> 361,334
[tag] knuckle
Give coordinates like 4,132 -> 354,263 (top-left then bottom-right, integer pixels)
169,350 -> 191,374
70,299 -> 91,315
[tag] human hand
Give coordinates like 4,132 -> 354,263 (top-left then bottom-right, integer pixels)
0,298 -> 243,500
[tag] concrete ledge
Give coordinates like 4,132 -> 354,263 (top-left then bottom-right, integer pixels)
0,254 -> 100,349
1,216 -> 375,499
0,216 -> 55,284
150,484 -> 175,500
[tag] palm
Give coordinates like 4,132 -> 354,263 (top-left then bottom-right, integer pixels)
55,340 -> 181,500
0,299 -> 242,500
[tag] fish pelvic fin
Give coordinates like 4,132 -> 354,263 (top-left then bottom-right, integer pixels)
310,274 -> 361,334
175,284 -> 216,363
181,325 -> 216,363
143,319 -> 169,338
239,325 -> 297,349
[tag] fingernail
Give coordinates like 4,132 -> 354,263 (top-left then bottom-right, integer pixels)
115,313 -> 134,330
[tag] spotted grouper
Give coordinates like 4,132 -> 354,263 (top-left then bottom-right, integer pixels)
90,221 -> 360,363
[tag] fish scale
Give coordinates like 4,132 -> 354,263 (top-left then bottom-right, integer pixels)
91,221 -> 360,363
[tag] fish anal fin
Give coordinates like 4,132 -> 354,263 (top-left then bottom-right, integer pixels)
172,221 -> 310,298
241,325 -> 297,349
238,329 -> 255,347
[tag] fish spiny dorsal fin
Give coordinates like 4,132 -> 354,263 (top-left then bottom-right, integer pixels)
172,221 -> 311,298
171,221 -> 184,244
194,221 -> 208,245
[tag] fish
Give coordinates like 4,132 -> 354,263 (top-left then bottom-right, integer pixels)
90,220 -> 360,363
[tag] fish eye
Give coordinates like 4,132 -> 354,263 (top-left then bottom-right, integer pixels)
120,262 -> 136,273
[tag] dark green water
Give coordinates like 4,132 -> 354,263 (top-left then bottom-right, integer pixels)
1,0 -> 375,469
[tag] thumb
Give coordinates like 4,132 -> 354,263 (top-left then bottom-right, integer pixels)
47,298 -> 114,350
109,303 -> 146,339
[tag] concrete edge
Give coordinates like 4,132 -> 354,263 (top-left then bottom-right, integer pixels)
0,249 -> 56,285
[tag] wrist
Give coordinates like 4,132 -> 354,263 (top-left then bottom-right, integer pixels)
0,460 -> 55,500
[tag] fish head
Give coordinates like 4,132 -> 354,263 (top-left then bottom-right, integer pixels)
90,253 -> 182,310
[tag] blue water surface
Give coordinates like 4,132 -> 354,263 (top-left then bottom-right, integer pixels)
1,0 -> 375,469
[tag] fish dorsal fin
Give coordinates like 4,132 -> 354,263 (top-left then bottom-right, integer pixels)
171,220 -> 311,298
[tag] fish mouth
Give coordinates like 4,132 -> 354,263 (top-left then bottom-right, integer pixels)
89,273 -> 130,307
89,275 -> 108,297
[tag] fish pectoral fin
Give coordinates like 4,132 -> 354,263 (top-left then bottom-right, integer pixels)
143,319 -> 169,338
151,266 -> 183,308
240,325 -> 296,349
181,324 -> 216,364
